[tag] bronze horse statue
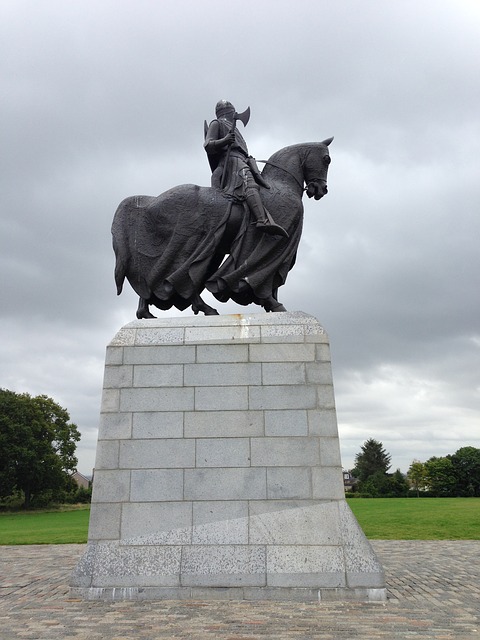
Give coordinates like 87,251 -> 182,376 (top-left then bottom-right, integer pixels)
112,138 -> 333,317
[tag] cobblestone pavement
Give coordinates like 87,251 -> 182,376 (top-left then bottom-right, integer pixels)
0,541 -> 479,639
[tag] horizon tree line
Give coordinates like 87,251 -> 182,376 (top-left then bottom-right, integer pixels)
349,438 -> 480,497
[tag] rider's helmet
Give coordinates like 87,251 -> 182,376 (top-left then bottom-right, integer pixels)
215,100 -> 235,119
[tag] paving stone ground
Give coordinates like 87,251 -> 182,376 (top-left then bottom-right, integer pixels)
0,541 -> 479,639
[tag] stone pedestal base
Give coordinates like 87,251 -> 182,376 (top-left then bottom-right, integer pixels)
71,312 -> 385,601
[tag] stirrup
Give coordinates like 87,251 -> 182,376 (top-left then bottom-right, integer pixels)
256,221 -> 289,238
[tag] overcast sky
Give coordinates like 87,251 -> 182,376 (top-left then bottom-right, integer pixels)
1,0 -> 479,475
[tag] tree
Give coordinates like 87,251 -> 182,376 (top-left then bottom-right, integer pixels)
359,470 -> 392,497
358,468 -> 409,497
450,446 -> 480,496
388,468 -> 410,497
424,456 -> 457,497
352,438 -> 392,482
407,459 -> 427,497
0,389 -> 80,508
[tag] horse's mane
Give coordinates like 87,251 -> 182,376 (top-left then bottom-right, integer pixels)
266,141 -> 331,165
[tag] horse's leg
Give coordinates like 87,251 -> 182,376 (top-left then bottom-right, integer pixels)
191,293 -> 219,316
261,295 -> 287,313
136,297 -> 156,319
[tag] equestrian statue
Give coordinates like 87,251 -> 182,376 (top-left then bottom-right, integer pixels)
112,100 -> 333,317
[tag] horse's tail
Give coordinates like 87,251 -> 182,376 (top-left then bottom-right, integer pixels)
111,200 -> 131,296
113,252 -> 125,295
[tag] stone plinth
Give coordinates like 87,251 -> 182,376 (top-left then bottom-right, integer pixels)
71,312 -> 385,601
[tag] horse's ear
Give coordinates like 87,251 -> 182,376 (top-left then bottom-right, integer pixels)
321,137 -> 334,146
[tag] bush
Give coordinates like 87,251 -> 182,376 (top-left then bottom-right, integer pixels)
65,486 -> 92,504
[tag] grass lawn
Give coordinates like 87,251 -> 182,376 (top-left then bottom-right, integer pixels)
0,498 -> 479,544
347,497 -> 480,539
0,506 -> 90,544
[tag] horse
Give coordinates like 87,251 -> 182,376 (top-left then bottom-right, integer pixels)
112,138 -> 333,317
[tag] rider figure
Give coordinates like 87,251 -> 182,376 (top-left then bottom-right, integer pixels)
204,100 -> 288,238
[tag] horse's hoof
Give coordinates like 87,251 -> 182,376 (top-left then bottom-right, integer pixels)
136,311 -> 156,319
204,307 -> 220,316
264,301 -> 287,313
192,303 -> 219,316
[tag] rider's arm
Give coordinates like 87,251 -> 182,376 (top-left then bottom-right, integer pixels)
204,121 -> 235,153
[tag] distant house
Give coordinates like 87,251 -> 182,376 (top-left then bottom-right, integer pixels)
71,471 -> 91,489
343,470 -> 357,491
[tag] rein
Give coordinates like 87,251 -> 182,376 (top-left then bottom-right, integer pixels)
258,159 -> 306,192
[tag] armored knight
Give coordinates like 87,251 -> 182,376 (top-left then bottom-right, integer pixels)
204,100 -> 288,238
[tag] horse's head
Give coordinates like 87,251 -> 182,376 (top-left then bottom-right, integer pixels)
303,137 -> 333,200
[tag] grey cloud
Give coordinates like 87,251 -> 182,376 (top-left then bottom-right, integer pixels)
1,0 -> 479,474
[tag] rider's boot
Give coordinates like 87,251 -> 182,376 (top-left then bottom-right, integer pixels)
245,185 -> 289,239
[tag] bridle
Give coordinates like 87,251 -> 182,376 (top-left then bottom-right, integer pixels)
260,148 -> 330,193
259,159 -> 307,192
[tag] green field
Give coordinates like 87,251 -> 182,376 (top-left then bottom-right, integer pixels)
348,497 -> 480,540
0,499 -> 479,544
0,507 -> 90,544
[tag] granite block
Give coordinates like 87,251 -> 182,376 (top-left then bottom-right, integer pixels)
133,364 -> 183,387
119,439 -> 195,469
100,388 -> 120,413
192,501 -> 249,544
249,343 -> 315,362
87,503 -> 121,540
312,467 -> 346,499
195,438 -> 251,467
89,543 -> 182,587
305,362 -> 333,385
184,410 -> 264,438
135,326 -> 184,345
124,345 -> 195,364
110,327 -> 136,346
261,362 -> 306,385
249,501 -> 342,545
266,546 -> 345,588
181,545 -> 266,587
264,410 -> 308,436
307,409 -> 338,436
98,412 -> 132,439
339,501 -> 385,588
196,344 -> 249,363
317,384 -> 336,408
130,469 -> 184,501
195,386 -> 248,411
132,412 -> 183,439
121,502 -> 192,544
103,365 -> 133,388
94,440 -> 120,469
266,467 -> 311,499
185,468 -> 266,500
120,387 -> 194,412
185,363 -> 261,386
185,325 -> 261,344
259,324 -> 307,343
314,343 -> 331,361
249,385 -> 317,410
91,469 -> 131,503
320,436 -> 342,466
105,346 -> 124,365
251,437 -> 320,467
